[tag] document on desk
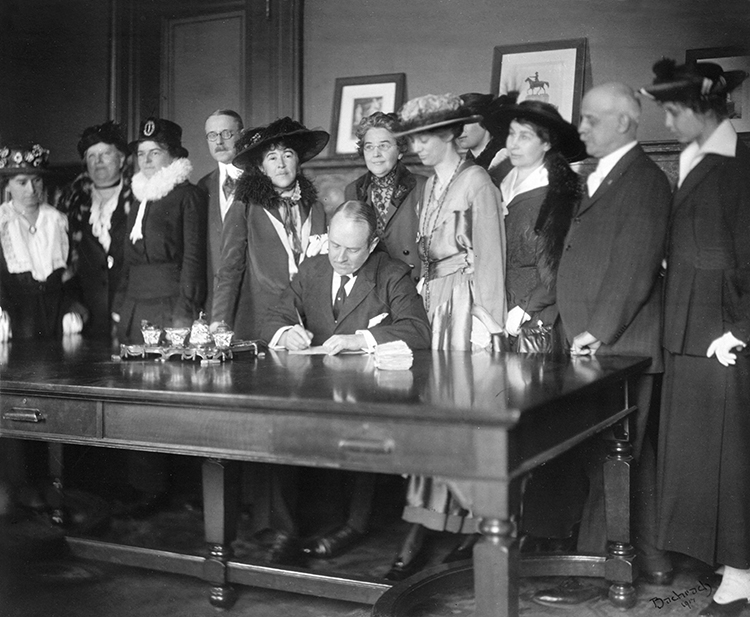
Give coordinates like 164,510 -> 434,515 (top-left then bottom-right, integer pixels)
288,347 -> 367,355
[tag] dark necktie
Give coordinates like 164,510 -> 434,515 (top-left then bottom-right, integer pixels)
333,275 -> 350,321
222,175 -> 236,199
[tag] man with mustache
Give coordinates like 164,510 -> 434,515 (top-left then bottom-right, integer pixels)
197,109 -> 249,326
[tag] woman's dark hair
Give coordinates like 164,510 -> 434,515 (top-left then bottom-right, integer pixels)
250,139 -> 300,169
331,199 -> 379,245
510,117 -> 560,155
355,112 -> 408,155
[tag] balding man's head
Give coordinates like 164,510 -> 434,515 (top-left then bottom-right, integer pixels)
578,82 -> 641,159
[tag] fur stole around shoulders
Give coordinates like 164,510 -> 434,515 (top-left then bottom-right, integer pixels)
535,152 -> 583,290
234,169 -> 318,210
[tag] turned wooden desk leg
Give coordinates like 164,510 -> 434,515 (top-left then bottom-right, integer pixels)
47,442 -> 65,526
603,421 -> 636,609
202,458 -> 240,609
474,517 -> 518,617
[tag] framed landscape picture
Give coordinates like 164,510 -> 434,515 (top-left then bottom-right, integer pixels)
491,39 -> 587,123
329,73 -> 406,156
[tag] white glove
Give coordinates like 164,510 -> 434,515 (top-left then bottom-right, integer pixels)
62,312 -> 84,335
0,309 -> 11,343
706,331 -> 746,367
305,234 -> 329,258
505,306 -> 531,337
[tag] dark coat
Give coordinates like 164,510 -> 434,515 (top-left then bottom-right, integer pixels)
114,181 -> 207,342
663,140 -> 750,353
59,173 -> 132,339
261,250 -> 431,349
211,172 -> 327,339
657,137 -> 750,568
196,168 -> 252,324
344,162 -> 425,283
556,144 -> 671,372
505,154 -> 581,324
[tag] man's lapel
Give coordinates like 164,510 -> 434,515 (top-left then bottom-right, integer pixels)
578,145 -> 643,215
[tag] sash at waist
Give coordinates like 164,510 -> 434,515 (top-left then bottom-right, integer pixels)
127,263 -> 181,298
427,253 -> 469,280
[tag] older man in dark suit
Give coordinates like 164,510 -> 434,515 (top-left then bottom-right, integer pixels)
536,83 -> 672,606
263,199 -> 430,353
197,109 -> 250,324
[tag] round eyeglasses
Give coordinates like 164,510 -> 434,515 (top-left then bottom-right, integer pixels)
363,143 -> 396,153
206,130 -> 235,142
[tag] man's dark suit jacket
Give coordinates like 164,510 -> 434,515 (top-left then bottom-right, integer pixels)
197,168 -> 252,327
261,250 -> 431,349
556,144 -> 671,373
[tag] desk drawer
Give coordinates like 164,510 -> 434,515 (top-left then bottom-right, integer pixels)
273,416 -> 475,475
0,395 -> 99,438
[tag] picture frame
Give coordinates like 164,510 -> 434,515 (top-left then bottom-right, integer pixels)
329,73 -> 406,157
686,47 -> 750,133
491,38 -> 587,124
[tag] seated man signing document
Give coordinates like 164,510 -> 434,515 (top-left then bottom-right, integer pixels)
262,200 -> 430,354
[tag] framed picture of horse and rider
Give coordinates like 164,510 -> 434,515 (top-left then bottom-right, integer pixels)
491,38 -> 587,125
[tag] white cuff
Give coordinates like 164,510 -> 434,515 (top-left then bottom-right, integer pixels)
357,329 -> 377,353
269,325 -> 293,349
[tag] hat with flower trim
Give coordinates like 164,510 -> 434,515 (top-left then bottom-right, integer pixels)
394,93 -> 482,137
0,144 -> 50,176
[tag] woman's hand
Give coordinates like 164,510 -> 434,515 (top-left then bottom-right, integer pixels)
0,309 -> 11,343
707,331 -> 746,367
505,306 -> 531,337
62,312 -> 84,335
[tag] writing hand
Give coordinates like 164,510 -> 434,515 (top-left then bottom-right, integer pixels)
322,333 -> 365,355
571,331 -> 602,356
707,331 -> 746,367
282,325 -> 313,351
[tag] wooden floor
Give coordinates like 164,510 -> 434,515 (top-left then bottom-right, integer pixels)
0,503 -> 719,617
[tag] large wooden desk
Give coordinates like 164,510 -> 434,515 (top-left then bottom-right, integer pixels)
0,340 -> 648,617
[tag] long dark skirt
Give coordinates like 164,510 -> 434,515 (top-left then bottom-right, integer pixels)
657,351 -> 750,568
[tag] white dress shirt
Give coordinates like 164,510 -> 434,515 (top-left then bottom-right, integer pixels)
218,162 -> 242,221
587,140 -> 638,197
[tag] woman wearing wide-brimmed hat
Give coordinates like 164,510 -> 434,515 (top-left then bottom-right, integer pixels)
114,117 -> 206,345
0,144 -> 76,340
641,59 -> 750,617
492,94 -> 585,349
210,118 -> 329,566
211,117 -> 329,339
384,93 -> 507,580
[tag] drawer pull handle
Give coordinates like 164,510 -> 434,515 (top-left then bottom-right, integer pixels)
338,438 -> 394,454
4,408 -> 46,423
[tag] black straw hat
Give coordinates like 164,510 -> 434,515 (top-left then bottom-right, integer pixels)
490,94 -> 587,162
233,117 -> 329,169
640,58 -> 748,103
130,117 -> 188,158
77,121 -> 129,158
